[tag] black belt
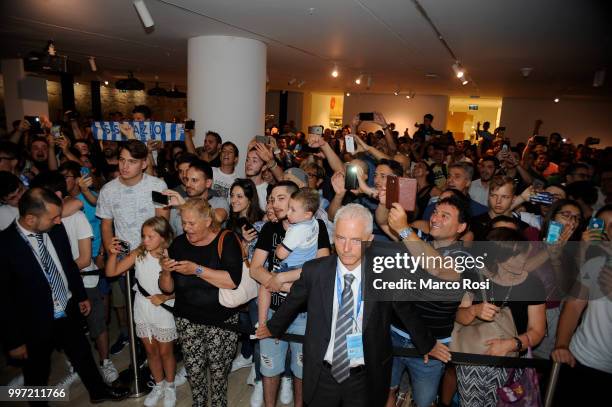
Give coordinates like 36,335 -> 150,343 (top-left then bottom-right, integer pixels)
322,361 -> 365,375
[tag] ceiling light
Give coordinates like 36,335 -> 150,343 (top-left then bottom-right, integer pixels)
104,80 -> 109,86
331,67 -> 339,78
345,92 -> 350,96
297,80 -> 305,88
133,0 -> 154,28
115,71 -> 145,91
355,75 -> 363,85
405,95 -> 410,99
554,98 -> 560,103
461,78 -> 469,85
288,78 -> 296,85
394,91 -> 399,96
88,56 -> 97,72
452,63 -> 464,78
147,82 -> 167,97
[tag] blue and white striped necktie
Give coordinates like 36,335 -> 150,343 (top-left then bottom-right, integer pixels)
33,233 -> 69,315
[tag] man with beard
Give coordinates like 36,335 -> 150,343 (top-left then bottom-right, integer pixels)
531,151 -> 559,179
250,181 -> 331,407
164,159 -> 229,235
199,131 -> 222,167
469,156 -> 498,206
101,140 -> 119,167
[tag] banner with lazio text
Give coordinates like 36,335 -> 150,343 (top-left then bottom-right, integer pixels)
91,121 -> 185,142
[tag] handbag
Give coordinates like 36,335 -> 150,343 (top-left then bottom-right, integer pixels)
450,274 -> 519,357
496,338 -> 542,407
217,230 -> 259,308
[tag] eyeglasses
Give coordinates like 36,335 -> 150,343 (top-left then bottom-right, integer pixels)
557,211 -> 581,223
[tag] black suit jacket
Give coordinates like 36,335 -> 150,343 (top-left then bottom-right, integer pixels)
0,221 -> 87,352
267,255 -> 436,407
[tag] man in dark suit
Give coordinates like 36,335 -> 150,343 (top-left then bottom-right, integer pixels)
257,203 -> 451,406
0,187 -> 128,403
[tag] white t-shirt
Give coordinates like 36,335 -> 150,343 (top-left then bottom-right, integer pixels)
256,181 -> 269,211
0,205 -> 19,231
96,173 -> 167,249
281,218 -> 319,269
468,179 -> 489,207
212,167 -> 238,200
62,211 -> 98,288
570,256 -> 612,374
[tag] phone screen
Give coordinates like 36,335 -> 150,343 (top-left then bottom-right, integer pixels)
80,167 -> 90,177
151,191 -> 169,206
255,135 -> 268,144
307,125 -> 324,137
359,112 -> 374,121
344,165 -> 359,190
184,120 -> 195,130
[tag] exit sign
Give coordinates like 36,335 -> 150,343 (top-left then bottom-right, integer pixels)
468,104 -> 479,110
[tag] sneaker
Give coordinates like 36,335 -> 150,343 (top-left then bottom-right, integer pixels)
55,372 -> 80,391
100,359 -> 119,384
163,382 -> 176,407
246,365 -> 255,386
250,380 -> 263,407
144,382 -> 165,407
174,365 -> 187,386
8,374 -> 23,387
279,376 -> 293,405
231,354 -> 253,372
110,333 -> 128,355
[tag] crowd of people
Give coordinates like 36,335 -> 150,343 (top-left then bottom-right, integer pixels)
0,105 -> 610,407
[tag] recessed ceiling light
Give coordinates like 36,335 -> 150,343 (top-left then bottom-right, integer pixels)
345,92 -> 350,96
355,75 -> 362,85
425,73 -> 438,78
331,67 -> 339,78
104,80 -> 109,86
554,98 -> 560,103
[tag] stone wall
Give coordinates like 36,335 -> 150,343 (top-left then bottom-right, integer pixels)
47,80 -> 187,122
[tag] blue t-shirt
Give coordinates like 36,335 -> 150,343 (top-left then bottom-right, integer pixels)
78,191 -> 101,257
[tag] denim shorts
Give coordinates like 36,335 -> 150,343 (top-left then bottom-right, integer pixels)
259,310 -> 306,379
390,330 -> 447,407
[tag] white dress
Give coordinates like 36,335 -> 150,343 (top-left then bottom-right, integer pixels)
134,252 -> 177,342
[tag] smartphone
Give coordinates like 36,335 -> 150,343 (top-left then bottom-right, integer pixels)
529,192 -> 553,205
588,218 -> 604,239
359,112 -> 374,121
80,167 -> 90,177
345,135 -> 355,154
545,221 -> 564,243
238,217 -> 258,235
151,191 -> 169,206
307,125 -> 324,137
586,137 -> 600,145
184,120 -> 195,130
345,164 -> 359,190
51,125 -> 62,138
501,144 -> 509,153
385,176 -> 417,211
533,135 -> 548,144
255,135 -> 268,144
117,239 -> 130,255
24,115 -> 42,133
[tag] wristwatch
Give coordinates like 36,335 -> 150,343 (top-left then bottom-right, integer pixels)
195,265 -> 204,277
513,336 -> 523,352
398,227 -> 413,241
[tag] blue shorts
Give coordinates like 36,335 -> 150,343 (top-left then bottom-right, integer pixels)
390,330 -> 446,407
259,310 -> 306,379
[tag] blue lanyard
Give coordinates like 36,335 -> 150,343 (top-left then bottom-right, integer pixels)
336,266 -> 363,321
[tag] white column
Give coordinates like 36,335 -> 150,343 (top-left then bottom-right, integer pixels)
1,59 -> 49,126
188,36 -> 267,176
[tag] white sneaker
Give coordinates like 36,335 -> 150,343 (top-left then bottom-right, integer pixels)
279,376 -> 293,404
8,374 -> 24,387
144,382 -> 165,407
174,365 -> 187,386
163,382 -> 176,407
250,380 -> 264,407
55,372 -> 80,391
246,365 -> 255,386
100,359 -> 119,384
231,354 -> 253,372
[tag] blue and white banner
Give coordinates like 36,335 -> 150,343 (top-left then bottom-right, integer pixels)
91,121 -> 185,142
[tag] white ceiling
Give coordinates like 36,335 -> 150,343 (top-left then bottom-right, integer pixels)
1,0 -> 610,99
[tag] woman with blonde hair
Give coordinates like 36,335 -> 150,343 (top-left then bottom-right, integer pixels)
159,198 -> 243,407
